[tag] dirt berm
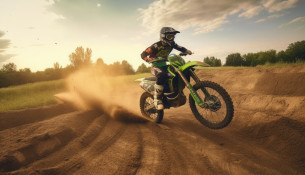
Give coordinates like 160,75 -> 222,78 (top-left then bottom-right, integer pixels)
0,65 -> 304,175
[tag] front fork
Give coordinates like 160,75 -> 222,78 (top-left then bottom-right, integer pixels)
175,68 -> 209,107
189,70 -> 211,97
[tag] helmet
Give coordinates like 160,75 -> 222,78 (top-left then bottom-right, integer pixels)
160,27 -> 180,46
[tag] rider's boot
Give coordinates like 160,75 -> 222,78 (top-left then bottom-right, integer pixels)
154,84 -> 164,110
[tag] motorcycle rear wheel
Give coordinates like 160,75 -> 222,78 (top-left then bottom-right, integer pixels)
140,92 -> 164,123
189,81 -> 234,129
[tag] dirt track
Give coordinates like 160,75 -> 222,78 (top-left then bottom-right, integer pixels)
0,66 -> 305,175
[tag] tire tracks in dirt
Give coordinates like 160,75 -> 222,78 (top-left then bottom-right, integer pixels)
154,121 -> 229,175
37,117 -> 127,175
135,123 -> 170,175
0,110 -> 100,173
164,108 -> 299,175
1,107 -> 304,175
30,115 -> 110,171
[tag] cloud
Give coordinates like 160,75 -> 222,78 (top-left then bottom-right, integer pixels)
0,39 -> 11,52
0,31 -> 11,53
0,31 -> 5,38
255,18 -> 266,23
138,0 -> 299,34
255,13 -> 284,23
194,15 -> 229,34
268,13 -> 284,19
239,6 -> 263,18
287,16 -> 305,25
297,25 -> 305,31
0,54 -> 14,63
0,30 -> 14,63
138,0 -> 261,34
263,0 -> 299,12
280,16 -> 305,28
47,0 -> 103,21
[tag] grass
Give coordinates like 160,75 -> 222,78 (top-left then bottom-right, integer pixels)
260,60 -> 305,67
0,73 -> 151,112
0,79 -> 66,112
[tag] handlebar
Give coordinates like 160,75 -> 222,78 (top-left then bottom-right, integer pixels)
180,51 -> 193,56
179,52 -> 188,56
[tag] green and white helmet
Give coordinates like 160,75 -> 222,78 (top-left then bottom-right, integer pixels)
160,27 -> 180,46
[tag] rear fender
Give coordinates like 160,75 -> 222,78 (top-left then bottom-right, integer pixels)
140,80 -> 155,95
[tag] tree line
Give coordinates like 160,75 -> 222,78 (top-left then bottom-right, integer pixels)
202,40 -> 305,67
224,40 -> 305,66
0,46 -> 151,88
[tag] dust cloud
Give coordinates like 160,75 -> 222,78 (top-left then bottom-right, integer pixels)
54,67 -> 147,123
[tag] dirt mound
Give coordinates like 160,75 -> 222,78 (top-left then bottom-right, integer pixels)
241,117 -> 305,171
195,66 -> 305,174
0,127 -> 76,172
254,72 -> 305,96
0,110 -> 102,173
197,65 -> 305,96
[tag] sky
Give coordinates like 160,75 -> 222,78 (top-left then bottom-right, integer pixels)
0,0 -> 305,71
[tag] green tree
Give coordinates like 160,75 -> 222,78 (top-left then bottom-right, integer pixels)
53,62 -> 61,70
108,61 -> 123,75
203,56 -> 221,67
243,53 -> 259,66
19,68 -> 31,73
18,68 -> 33,84
95,58 -> 109,73
121,60 -> 135,75
1,62 -> 17,72
214,59 -> 221,67
136,63 -> 151,73
225,53 -> 243,66
96,58 -> 106,67
277,50 -> 288,62
256,50 -> 277,65
69,46 -> 92,69
285,40 -> 305,62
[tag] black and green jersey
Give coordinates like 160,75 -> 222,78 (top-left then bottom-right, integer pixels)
141,41 -> 187,67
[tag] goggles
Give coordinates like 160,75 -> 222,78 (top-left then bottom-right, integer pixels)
165,34 -> 175,40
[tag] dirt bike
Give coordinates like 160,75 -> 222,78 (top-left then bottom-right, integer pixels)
137,53 -> 234,129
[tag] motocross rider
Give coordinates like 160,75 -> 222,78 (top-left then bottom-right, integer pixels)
141,27 -> 192,110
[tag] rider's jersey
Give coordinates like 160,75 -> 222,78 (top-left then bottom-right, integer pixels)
141,41 -> 187,67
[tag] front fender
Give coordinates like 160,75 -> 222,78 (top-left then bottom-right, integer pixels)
179,61 -> 210,71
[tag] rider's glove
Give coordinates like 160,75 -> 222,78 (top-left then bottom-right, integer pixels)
186,50 -> 193,55
144,57 -> 155,63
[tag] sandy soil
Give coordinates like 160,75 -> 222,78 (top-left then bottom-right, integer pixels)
0,65 -> 305,175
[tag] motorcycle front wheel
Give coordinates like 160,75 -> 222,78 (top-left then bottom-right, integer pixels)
189,81 -> 234,129
140,92 -> 164,123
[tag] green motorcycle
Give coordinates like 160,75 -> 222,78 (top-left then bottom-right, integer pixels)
138,53 -> 234,129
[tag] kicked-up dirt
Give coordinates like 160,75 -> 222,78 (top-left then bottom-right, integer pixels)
0,65 -> 305,175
